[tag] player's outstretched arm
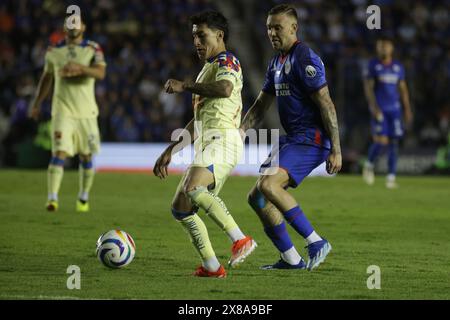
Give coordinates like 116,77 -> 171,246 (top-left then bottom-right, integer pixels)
399,80 -> 413,126
310,86 -> 342,174
240,91 -> 274,132
29,71 -> 54,121
164,79 -> 233,98
153,118 -> 195,179
363,78 -> 383,121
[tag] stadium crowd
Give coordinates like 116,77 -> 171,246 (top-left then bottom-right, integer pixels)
0,0 -> 449,167
0,0 -> 215,148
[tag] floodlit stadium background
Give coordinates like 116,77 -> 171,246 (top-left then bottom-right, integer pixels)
0,0 -> 449,175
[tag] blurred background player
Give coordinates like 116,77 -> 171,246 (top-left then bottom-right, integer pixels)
241,4 -> 341,270
362,36 -> 413,189
153,11 -> 256,278
29,15 -> 106,212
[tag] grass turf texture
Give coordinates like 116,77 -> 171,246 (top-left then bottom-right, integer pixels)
0,170 -> 449,299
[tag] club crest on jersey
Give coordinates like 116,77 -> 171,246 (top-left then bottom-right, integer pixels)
284,59 -> 291,74
305,65 -> 316,78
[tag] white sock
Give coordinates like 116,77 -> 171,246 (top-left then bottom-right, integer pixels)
79,192 -> 89,202
386,174 -> 396,182
48,193 -> 58,201
306,231 -> 322,244
227,227 -> 245,243
365,161 -> 374,169
202,256 -> 221,272
281,246 -> 302,265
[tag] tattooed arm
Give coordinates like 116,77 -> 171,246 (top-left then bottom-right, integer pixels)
310,85 -> 342,174
240,91 -> 275,132
164,78 -> 233,98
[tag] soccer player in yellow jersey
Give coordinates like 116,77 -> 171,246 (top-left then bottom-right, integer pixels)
154,11 -> 256,278
29,16 -> 106,212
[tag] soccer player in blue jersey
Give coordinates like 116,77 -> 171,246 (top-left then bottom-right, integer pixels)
240,4 -> 341,270
362,37 -> 413,188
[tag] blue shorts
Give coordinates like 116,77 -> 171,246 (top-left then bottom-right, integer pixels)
260,136 -> 330,188
371,110 -> 403,138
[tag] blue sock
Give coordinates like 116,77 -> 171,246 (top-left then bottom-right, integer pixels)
388,141 -> 398,175
283,206 -> 314,239
50,157 -> 65,166
81,160 -> 93,169
367,143 -> 382,164
264,222 -> 294,253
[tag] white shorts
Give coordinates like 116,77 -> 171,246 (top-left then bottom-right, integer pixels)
51,116 -> 100,156
190,129 -> 243,194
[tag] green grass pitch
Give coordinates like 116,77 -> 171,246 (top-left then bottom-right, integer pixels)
1,170 -> 449,299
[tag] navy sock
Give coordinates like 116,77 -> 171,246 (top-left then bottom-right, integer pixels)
367,143 -> 382,163
388,141 -> 398,175
264,222 -> 294,253
283,206 -> 314,239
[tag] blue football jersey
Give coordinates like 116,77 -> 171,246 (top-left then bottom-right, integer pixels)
262,41 -> 330,149
364,58 -> 405,112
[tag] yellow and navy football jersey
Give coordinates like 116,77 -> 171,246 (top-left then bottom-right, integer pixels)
192,51 -> 243,133
44,39 -> 106,119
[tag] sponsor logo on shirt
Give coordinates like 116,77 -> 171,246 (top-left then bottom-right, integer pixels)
378,74 -> 399,84
275,83 -> 291,96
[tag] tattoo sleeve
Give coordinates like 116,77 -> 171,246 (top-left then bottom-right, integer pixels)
183,80 -> 233,98
240,91 -> 274,131
311,86 -> 341,154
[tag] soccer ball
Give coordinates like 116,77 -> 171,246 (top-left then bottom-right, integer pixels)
96,230 -> 136,268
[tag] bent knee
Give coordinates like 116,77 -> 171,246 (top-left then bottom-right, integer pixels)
54,151 -> 67,160
183,184 -> 208,201
374,136 -> 389,145
257,179 -> 276,198
79,154 -> 92,162
171,191 -> 194,214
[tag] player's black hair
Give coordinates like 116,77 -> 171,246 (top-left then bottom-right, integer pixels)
268,4 -> 298,21
189,10 -> 229,43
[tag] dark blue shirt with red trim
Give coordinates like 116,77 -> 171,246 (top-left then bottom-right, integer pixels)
262,41 -> 330,149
